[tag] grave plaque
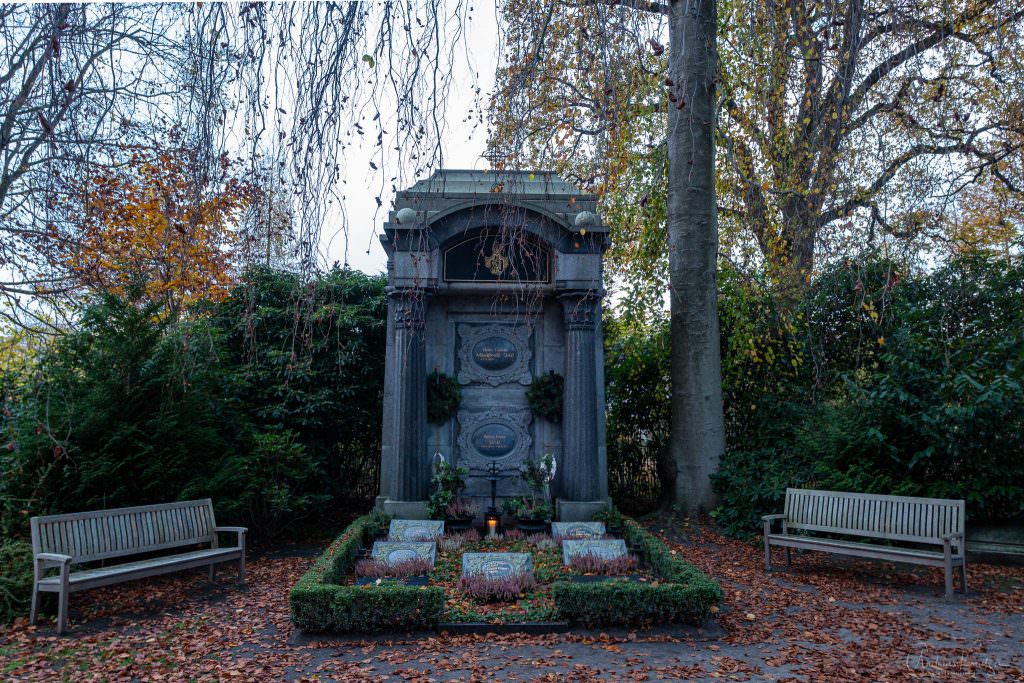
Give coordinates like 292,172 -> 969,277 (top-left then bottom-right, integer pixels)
457,409 -> 532,471
472,337 -> 517,371
461,552 -> 533,579
456,323 -> 533,386
389,519 -> 444,541
551,521 -> 606,540
372,541 -> 437,566
562,539 -> 628,565
471,423 -> 517,458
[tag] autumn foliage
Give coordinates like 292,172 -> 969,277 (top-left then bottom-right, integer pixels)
68,148 -> 258,315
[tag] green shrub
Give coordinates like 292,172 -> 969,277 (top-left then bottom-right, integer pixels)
552,518 -> 722,626
711,255 -> 1024,537
289,513 -> 446,633
0,266 -> 387,542
0,539 -> 33,624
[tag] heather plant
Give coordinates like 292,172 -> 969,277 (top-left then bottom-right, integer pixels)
458,572 -> 536,602
354,557 -> 433,580
568,553 -> 637,576
502,529 -> 525,542
437,529 -> 480,553
526,533 -> 557,550
444,497 -> 479,519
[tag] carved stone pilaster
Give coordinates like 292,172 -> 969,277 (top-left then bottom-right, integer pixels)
388,287 -> 431,501
558,291 -> 602,502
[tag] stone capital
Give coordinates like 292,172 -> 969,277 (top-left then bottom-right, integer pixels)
389,287 -> 432,329
558,290 -> 600,331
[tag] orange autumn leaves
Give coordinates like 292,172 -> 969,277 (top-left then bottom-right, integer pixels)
69,149 -> 258,315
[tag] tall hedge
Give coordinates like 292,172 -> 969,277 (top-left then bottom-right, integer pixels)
0,266 -> 387,541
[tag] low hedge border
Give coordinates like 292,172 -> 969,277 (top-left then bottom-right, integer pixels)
552,518 -> 723,627
289,512 -> 446,632
291,513 -> 721,632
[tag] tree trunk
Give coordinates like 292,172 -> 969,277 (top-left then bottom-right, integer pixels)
666,0 -> 726,515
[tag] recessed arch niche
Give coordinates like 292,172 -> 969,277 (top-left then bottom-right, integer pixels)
442,227 -> 552,284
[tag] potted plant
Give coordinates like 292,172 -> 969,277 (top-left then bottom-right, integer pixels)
593,504 -> 625,536
505,453 -> 557,533
502,497 -> 553,534
443,497 -> 479,533
427,458 -> 477,531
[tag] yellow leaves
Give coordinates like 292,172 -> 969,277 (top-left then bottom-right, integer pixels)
67,146 -> 256,315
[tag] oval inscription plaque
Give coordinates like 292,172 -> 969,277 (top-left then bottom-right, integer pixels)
471,423 -> 517,458
472,337 -> 517,371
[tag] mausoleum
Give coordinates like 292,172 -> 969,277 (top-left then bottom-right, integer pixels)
375,169 -> 609,522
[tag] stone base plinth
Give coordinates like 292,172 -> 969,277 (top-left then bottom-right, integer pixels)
377,498 -> 429,520
556,499 -> 609,522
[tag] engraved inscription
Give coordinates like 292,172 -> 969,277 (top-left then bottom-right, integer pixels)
457,324 -> 532,386
471,423 -> 517,458
472,337 -> 517,371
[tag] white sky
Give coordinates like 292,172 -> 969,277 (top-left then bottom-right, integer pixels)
318,1 -> 500,276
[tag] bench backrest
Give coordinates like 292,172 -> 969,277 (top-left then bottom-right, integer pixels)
30,499 -> 217,563
784,488 -> 965,545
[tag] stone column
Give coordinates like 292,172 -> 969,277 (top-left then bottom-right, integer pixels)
388,287 -> 430,503
558,290 -> 604,514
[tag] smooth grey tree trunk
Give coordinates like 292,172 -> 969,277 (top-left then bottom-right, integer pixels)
666,0 -> 726,514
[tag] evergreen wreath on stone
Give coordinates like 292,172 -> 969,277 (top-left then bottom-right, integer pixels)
527,370 -> 564,423
426,371 -> 461,425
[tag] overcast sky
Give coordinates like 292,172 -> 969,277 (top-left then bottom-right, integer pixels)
318,2 -> 500,276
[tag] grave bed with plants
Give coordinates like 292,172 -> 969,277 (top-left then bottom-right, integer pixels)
289,512 -> 722,633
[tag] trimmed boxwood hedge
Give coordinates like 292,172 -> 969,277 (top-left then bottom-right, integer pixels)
289,512 -> 445,632
551,518 -> 722,626
291,512 -> 721,632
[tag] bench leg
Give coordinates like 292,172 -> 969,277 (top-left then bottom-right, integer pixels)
238,555 -> 246,584
29,585 -> 39,625
958,561 -> 967,595
943,561 -> 954,602
764,541 -> 772,572
785,547 -> 792,568
57,587 -> 69,635
208,563 -> 215,582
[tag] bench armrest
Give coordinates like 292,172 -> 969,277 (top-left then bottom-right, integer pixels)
762,514 -> 787,535
35,552 -> 72,564
941,532 -> 964,542
214,527 -> 247,550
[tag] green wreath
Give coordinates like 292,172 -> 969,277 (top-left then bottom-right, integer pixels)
426,371 -> 461,425
527,370 -> 564,423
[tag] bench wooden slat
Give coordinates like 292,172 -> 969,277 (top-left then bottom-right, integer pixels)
783,488 -> 964,545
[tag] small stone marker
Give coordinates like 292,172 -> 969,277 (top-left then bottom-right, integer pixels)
551,521 -> 606,540
371,541 -> 436,566
562,539 -> 628,565
389,519 -> 444,541
461,552 -> 533,579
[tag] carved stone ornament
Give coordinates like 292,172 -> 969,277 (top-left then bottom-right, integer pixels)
456,323 -> 533,386
391,290 -> 427,329
456,408 -> 533,472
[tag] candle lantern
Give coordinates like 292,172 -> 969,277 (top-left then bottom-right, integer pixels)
485,510 -> 500,538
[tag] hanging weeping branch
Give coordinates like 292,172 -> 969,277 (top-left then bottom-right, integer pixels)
0,1 -> 476,331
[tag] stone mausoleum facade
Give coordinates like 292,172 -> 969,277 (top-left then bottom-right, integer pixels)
375,170 -> 609,522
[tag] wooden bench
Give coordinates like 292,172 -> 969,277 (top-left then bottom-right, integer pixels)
30,499 -> 246,633
762,488 -> 966,600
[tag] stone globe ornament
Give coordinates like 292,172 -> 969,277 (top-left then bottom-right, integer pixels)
395,207 -> 418,225
574,210 -> 597,236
